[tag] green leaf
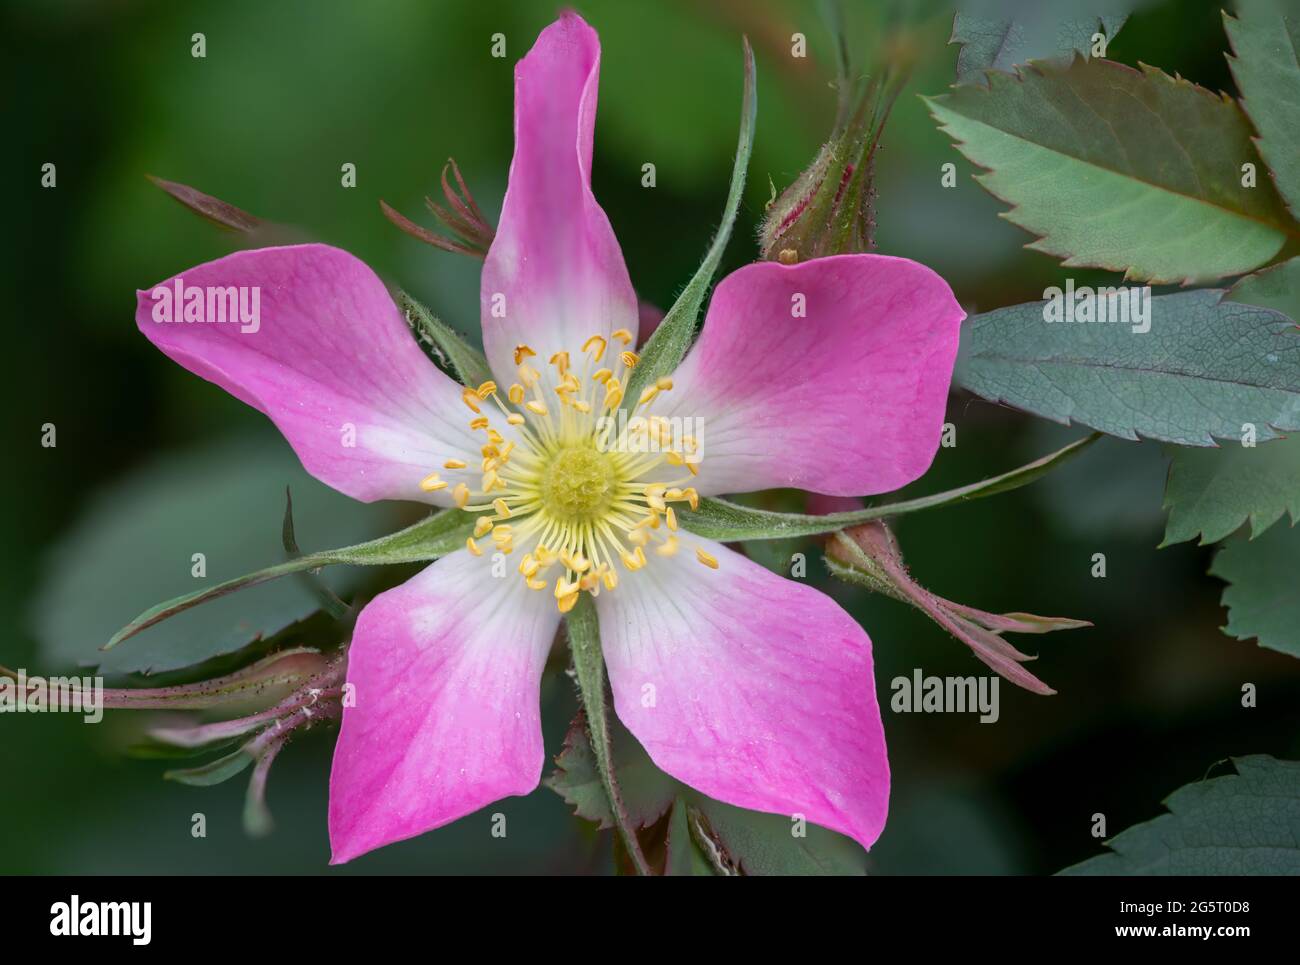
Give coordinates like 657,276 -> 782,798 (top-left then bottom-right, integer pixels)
957,290 -> 1300,446
1162,437 -> 1300,545
1060,755 -> 1300,874
1225,0 -> 1300,215
545,713 -> 677,831
1230,256 -> 1300,324
926,57 -> 1295,283
564,594 -> 653,875
663,798 -> 720,876
686,796 -> 867,876
33,435 -> 394,676
622,36 -> 756,412
396,289 -> 493,389
105,506 -> 474,653
677,434 -> 1098,540
1210,522 -> 1300,657
950,10 -> 1127,84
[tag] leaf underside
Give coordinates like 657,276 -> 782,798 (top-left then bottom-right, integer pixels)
927,56 -> 1294,284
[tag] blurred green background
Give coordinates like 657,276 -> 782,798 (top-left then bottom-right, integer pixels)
4,0 -> 1298,874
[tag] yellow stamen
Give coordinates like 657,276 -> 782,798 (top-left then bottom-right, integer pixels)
612,328 -> 634,345
453,483 -> 470,508
582,335 -> 607,361
696,548 -> 719,569
477,380 -> 498,399
525,400 -> 548,417
492,497 -> 512,518
473,517 -> 494,538
620,350 -> 639,369
466,537 -> 483,556
514,344 -> 536,365
419,473 -> 447,492
508,383 -> 525,404
461,388 -> 482,413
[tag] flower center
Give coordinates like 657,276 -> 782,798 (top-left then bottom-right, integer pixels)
418,328 -> 714,612
541,445 -> 616,521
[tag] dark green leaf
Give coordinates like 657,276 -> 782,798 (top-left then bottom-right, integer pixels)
1225,0 -> 1300,215
950,10 -> 1127,84
957,290 -> 1300,446
1229,256 -> 1300,324
1060,755 -> 1300,874
1162,437 -> 1300,545
1211,523 -> 1300,658
926,57 -> 1295,283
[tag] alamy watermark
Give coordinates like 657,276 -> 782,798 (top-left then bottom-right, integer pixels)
150,278 -> 261,333
1,669 -> 103,723
596,412 -> 704,462
890,669 -> 1000,723
1042,280 -> 1151,334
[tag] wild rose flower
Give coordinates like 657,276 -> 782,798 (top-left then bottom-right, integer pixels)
134,13 -> 964,863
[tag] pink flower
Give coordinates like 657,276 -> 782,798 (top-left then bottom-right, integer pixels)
134,13 -> 964,864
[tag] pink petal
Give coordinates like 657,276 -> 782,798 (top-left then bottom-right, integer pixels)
479,13 -> 638,387
596,536 -> 890,850
657,253 -> 965,497
328,550 -> 560,863
135,244 -> 481,505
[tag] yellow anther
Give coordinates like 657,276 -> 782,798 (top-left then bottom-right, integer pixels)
686,461 -> 700,476
466,537 -> 483,556
557,592 -> 579,614
620,350 -> 639,369
647,492 -> 667,512
612,328 -> 634,345
582,335 -> 607,361
666,507 -> 678,531
684,487 -> 699,510
469,416 -> 490,430
453,483 -> 470,508
573,399 -> 592,413
492,524 -> 513,538
636,386 -> 659,407
519,556 -> 540,578
665,451 -> 685,467
518,363 -> 540,386
487,429 -> 505,445
526,576 -> 548,591
603,378 -> 623,410
482,469 -> 500,491
473,517 -> 494,538
695,548 -> 719,569
656,376 -> 674,391
579,572 -> 600,592
549,351 -> 570,374
535,544 -> 555,565
620,548 -> 644,571
492,497 -> 512,518
482,444 -> 500,458
444,458 -> 467,470
482,457 -> 499,473
507,413 -> 525,426
627,527 -> 650,548
419,473 -> 448,492
476,380 -> 498,399
554,576 -> 580,599
514,344 -> 536,365
665,487 -> 684,500
525,400 -> 548,416
602,568 -> 619,591
656,536 -> 680,557
592,368 -> 613,384
461,387 -> 482,413
508,383 -> 526,404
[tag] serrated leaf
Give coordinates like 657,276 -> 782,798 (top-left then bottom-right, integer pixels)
32,435 -> 394,676
926,57 -> 1296,283
622,37 -> 755,412
1230,256 -> 1300,324
1210,522 -> 1300,657
950,10 -> 1127,84
1162,436 -> 1300,545
677,434 -> 1097,540
1225,0 -> 1300,215
1060,755 -> 1300,874
957,290 -> 1300,446
545,713 -> 677,831
686,796 -> 867,876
